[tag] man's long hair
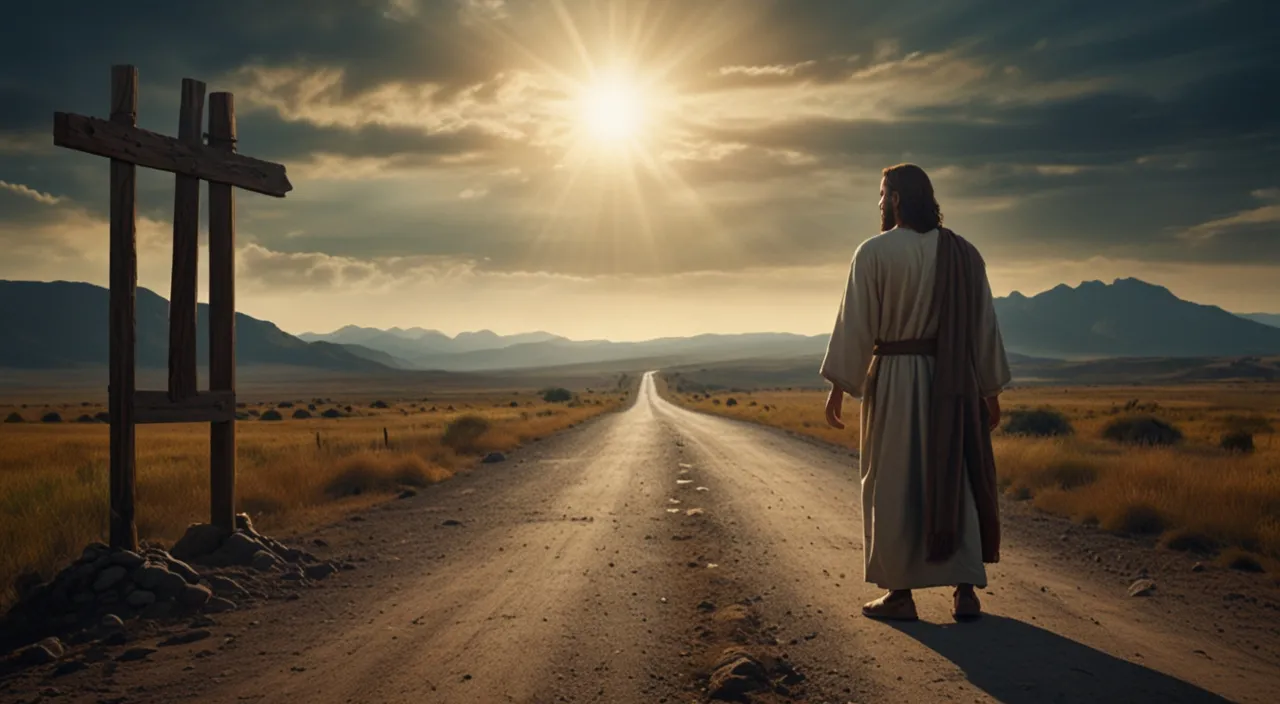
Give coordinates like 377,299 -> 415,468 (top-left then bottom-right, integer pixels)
883,163 -> 943,233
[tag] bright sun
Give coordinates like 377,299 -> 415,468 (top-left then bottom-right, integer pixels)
580,77 -> 643,143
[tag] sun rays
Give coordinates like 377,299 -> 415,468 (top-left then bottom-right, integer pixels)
459,0 -> 762,274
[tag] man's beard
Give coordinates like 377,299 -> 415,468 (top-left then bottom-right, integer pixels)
880,203 -> 896,232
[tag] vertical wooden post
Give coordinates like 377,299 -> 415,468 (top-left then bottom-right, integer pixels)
168,79 -> 206,400
108,65 -> 139,551
208,92 -> 237,532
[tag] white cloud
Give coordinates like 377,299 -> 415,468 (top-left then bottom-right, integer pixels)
0,180 -> 63,205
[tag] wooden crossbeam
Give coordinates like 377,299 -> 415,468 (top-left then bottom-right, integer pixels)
53,111 -> 292,197
135,390 -> 236,424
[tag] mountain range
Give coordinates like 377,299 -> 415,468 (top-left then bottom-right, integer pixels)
2,277 -> 1279,374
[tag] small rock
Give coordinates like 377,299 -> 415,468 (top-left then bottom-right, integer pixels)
52,660 -> 88,677
165,557 -> 201,585
110,550 -> 146,568
697,600 -> 717,612
204,597 -> 237,613
81,543 -> 109,563
304,563 -> 337,581
14,570 -> 44,599
117,647 -> 157,662
102,631 -> 129,646
156,571 -> 189,600
18,641 -> 62,666
251,550 -> 281,572
133,564 -> 169,591
312,539 -> 329,548
170,523 -> 229,561
1128,579 -> 1156,597
127,589 -> 157,608
213,532 -> 269,567
159,629 -> 212,647
442,519 -> 463,527
281,571 -> 305,581
101,614 -> 125,630
142,601 -> 175,620
482,452 -> 506,464
93,566 -> 128,592
205,575 -> 248,598
179,584 -> 213,608
1192,562 -> 1206,573
235,512 -> 259,536
398,489 -> 418,499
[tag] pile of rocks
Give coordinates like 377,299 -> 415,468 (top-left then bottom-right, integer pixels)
2,513 -> 340,656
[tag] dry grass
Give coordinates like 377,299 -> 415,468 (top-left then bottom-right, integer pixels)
660,376 -> 1280,570
0,390 -> 626,607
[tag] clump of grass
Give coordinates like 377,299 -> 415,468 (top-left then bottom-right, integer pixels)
1219,548 -> 1266,573
1159,528 -> 1218,553
1219,431 -> 1254,454
541,387 -> 573,403
324,453 -> 450,498
41,412 -> 62,423
1002,408 -> 1073,437
4,412 -> 23,423
259,409 -> 283,421
1102,415 -> 1182,446
321,408 -> 343,418
442,415 -> 492,454
1101,503 -> 1166,535
292,409 -> 312,419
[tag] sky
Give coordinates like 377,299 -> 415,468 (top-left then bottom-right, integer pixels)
1,0 -> 1277,341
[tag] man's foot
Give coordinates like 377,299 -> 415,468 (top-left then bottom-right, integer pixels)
862,590 -> 918,621
953,585 -> 981,621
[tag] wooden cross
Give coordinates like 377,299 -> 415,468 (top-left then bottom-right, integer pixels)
52,65 -> 292,550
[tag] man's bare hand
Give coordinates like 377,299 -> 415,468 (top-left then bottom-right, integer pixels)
985,395 -> 1001,432
825,384 -> 846,430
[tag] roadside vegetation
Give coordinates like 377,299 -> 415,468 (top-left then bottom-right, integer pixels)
659,374 -> 1280,574
0,388 -> 628,607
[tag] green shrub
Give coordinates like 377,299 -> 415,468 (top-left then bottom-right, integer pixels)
259,409 -> 283,421
1002,408 -> 1073,437
541,388 -> 573,403
292,409 -> 312,419
442,415 -> 491,454
41,412 -> 62,423
1219,431 -> 1254,454
1102,415 -> 1182,446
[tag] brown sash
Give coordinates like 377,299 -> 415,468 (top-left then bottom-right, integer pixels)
863,338 -> 938,424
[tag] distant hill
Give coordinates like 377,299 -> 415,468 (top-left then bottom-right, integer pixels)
993,278 -> 1280,358
299,325 -> 566,359
1240,313 -> 1280,329
0,280 -> 390,372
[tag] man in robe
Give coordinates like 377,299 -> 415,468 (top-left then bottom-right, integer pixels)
819,163 -> 1011,621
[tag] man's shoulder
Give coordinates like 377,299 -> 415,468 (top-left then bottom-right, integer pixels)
853,229 -> 900,257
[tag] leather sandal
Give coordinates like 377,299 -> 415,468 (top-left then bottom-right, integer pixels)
862,591 -> 918,621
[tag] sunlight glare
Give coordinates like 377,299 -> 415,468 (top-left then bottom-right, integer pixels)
581,77 -> 643,143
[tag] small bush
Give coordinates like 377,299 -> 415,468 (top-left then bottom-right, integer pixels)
4,412 -> 23,423
1159,529 -> 1218,553
371,400 -> 390,409
1219,431 -> 1254,454
442,415 -> 491,454
1220,549 -> 1265,573
292,409 -> 312,419
325,453 -> 447,498
726,398 -> 738,407
41,412 -> 62,423
1101,415 -> 1182,446
259,409 -> 283,421
321,408 -> 343,418
1002,408 -> 1073,437
1102,503 -> 1166,535
76,414 -> 96,423
277,401 -> 294,409
307,404 -> 317,411
542,388 -> 573,403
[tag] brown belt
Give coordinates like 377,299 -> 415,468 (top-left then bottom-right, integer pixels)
872,338 -> 937,356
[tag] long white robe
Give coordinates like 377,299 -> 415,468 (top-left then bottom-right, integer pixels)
820,227 -> 1011,590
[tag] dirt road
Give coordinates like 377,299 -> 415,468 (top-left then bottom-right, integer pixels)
7,372 -> 1279,703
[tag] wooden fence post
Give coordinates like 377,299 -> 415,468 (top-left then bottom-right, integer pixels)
208,92 -> 237,532
108,65 -> 139,551
168,78 -> 205,400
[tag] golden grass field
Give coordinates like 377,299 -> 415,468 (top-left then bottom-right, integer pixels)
0,388 -> 628,607
659,377 -> 1280,573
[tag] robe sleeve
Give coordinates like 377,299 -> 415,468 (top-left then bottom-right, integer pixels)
972,252 -> 1012,397
820,242 -> 878,399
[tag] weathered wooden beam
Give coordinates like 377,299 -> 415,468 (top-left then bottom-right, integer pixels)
108,65 -> 139,552
135,390 -> 235,424
168,78 -> 205,401
208,92 -> 238,533
53,111 -> 291,197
